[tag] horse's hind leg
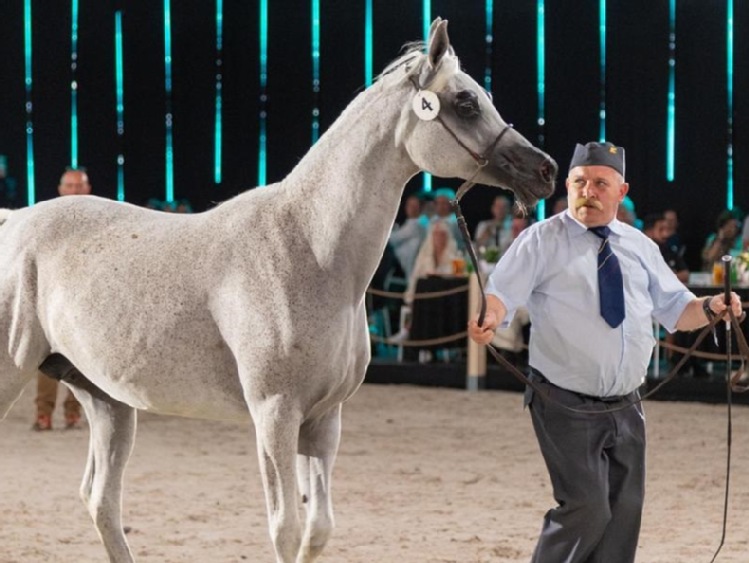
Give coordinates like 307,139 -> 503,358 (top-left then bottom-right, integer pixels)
58,365 -> 137,563
296,404 -> 342,563
251,396 -> 303,563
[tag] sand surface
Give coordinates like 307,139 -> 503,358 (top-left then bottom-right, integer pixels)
2,381 -> 749,562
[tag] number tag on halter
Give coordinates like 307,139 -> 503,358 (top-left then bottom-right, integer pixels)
412,90 -> 440,121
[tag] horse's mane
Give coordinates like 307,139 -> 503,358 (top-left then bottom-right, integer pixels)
376,42 -> 460,92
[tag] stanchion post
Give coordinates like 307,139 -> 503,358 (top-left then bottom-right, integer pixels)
467,272 -> 487,391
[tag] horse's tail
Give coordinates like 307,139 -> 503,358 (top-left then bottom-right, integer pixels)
0,208 -> 13,227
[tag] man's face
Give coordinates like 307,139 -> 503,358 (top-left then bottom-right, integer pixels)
491,197 -> 509,221
647,219 -> 669,244
566,165 -> 628,227
58,171 -> 91,196
663,210 -> 677,233
435,196 -> 451,218
404,196 -> 421,219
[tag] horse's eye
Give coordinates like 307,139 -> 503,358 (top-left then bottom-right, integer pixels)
454,90 -> 480,118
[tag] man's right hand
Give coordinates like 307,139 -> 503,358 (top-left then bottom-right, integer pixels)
468,310 -> 500,345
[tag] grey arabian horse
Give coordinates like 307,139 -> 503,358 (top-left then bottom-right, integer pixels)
0,19 -> 556,563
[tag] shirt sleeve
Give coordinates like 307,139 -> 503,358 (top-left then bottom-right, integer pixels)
645,239 -> 696,332
485,227 -> 543,326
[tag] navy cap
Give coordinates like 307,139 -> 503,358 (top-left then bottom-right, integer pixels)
568,141 -> 625,177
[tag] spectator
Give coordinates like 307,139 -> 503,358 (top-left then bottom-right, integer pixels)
33,168 -> 89,431
701,209 -> 742,271
0,155 -> 18,208
662,208 -> 685,257
389,194 -> 426,280
431,187 -> 464,250
643,212 -> 689,282
474,195 -> 513,254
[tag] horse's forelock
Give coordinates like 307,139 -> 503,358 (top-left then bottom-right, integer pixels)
376,42 -> 460,91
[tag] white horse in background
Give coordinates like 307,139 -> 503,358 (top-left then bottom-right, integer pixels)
0,19 -> 556,563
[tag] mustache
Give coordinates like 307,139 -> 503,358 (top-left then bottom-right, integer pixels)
574,197 -> 604,211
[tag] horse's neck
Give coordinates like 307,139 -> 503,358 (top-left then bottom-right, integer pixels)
286,84 -> 419,286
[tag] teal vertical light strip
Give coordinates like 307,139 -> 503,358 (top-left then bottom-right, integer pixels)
536,0 -> 546,220
311,0 -> 321,144
115,10 -> 125,201
484,0 -> 493,93
258,0 -> 268,186
598,0 -> 606,142
666,0 -> 676,181
214,0 -> 223,184
364,0 -> 373,86
164,0 -> 174,202
70,0 -> 79,168
726,0 -> 734,209
24,0 -> 35,205
422,0 -> 432,192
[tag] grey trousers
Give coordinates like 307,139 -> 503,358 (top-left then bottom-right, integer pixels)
526,376 -> 646,563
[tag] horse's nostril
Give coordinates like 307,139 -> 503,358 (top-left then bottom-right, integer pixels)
540,160 -> 557,183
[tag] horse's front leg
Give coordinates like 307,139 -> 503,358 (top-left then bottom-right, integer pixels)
50,360 -> 137,563
296,403 -> 342,563
251,395 -> 303,563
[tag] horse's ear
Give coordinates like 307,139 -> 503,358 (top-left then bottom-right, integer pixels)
427,19 -> 450,69
427,17 -> 443,45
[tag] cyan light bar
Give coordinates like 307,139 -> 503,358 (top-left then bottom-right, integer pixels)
115,10 -> 125,201
726,0 -> 734,209
258,0 -> 268,186
536,0 -> 546,221
164,0 -> 174,202
666,0 -> 676,181
598,0 -> 606,142
214,0 -> 223,184
484,0 -> 493,93
364,0 -> 373,87
24,0 -> 35,205
70,0 -> 79,169
311,0 -> 321,144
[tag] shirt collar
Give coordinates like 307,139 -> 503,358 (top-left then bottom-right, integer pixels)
563,209 -> 624,238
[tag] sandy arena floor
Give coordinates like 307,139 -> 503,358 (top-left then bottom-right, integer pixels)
1,381 -> 749,562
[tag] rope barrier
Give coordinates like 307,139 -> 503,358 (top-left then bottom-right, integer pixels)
369,331 -> 468,346
366,284 -> 469,300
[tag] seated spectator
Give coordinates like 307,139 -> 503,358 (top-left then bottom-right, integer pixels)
431,187 -> 464,250
663,208 -> 685,257
702,209 -> 743,271
391,221 -> 461,345
617,195 -> 643,230
474,195 -> 513,254
389,194 -> 426,281
405,220 -> 460,304
643,212 -> 689,283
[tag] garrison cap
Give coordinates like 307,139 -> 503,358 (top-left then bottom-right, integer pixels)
568,141 -> 625,178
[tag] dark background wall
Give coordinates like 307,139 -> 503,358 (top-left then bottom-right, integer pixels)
0,0 -> 746,271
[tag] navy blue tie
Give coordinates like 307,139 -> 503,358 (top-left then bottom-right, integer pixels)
589,226 -> 625,328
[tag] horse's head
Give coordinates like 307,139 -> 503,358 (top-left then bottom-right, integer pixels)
388,18 -> 557,207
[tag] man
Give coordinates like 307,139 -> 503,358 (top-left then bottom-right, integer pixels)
474,195 -> 512,253
32,168 -> 91,431
643,212 -> 689,282
388,194 -> 426,280
0,155 -> 18,208
468,142 -> 742,563
431,187 -> 464,251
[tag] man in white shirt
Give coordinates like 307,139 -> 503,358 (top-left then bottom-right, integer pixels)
468,141 -> 743,563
